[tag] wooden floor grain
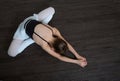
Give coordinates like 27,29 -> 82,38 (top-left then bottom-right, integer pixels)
0,0 -> 120,81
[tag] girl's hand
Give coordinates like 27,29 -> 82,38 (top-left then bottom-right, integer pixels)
77,55 -> 86,61
76,59 -> 87,68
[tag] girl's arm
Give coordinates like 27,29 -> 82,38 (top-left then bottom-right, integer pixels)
41,44 -> 87,67
41,44 -> 78,64
54,28 -> 86,60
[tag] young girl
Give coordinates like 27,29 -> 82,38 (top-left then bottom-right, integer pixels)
8,7 -> 87,67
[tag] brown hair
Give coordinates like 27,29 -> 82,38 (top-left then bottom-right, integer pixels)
51,37 -> 68,55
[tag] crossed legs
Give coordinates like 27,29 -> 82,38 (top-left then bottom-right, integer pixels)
8,7 -> 55,57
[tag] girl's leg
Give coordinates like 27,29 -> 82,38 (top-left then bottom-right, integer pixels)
8,16 -> 35,57
8,38 -> 34,57
8,39 -> 23,57
34,7 -> 55,24
17,38 -> 34,54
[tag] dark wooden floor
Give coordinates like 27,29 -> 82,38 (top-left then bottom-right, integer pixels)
0,0 -> 120,81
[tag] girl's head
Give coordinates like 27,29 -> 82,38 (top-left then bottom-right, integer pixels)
50,36 -> 68,55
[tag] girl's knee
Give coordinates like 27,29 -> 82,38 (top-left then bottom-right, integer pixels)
8,50 -> 19,57
7,39 -> 23,57
37,7 -> 55,23
47,7 -> 55,14
38,7 -> 55,16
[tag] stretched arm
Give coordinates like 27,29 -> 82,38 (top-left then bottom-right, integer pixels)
64,40 -> 86,60
54,28 -> 86,60
41,44 -> 87,67
41,44 -> 78,64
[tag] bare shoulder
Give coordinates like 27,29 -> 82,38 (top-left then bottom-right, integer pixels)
53,27 -> 62,36
53,27 -> 59,32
